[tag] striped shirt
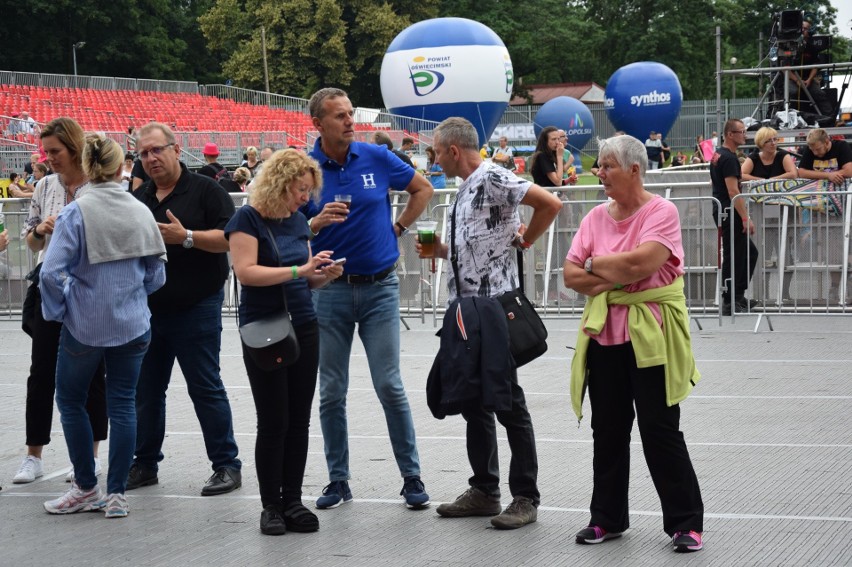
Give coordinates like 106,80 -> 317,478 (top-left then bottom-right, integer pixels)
40,203 -> 166,347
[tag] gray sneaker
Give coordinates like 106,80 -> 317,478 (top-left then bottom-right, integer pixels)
436,487 -> 502,518
490,496 -> 538,529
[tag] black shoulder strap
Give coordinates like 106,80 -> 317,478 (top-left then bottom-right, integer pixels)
233,219 -> 290,327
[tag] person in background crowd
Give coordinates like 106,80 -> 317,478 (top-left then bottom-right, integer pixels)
670,151 -> 687,168
301,87 -> 433,511
226,149 -> 343,536
710,119 -> 758,315
14,117 -> 108,486
645,131 -> 662,170
530,127 -> 566,188
242,146 -> 261,175
425,146 -> 446,189
126,126 -> 138,154
492,136 -> 515,170
40,134 -> 166,518
128,122 -> 242,496
120,153 -> 135,191
797,128 -> 852,302
693,135 -> 706,163
233,166 -> 252,192
7,173 -> 32,198
373,131 -> 415,168
564,134 -> 704,553
197,143 -> 225,179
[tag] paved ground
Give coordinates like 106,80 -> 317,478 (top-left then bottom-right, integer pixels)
1,313 -> 851,566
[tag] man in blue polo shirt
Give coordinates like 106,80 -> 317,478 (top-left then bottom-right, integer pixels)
303,87 -> 434,511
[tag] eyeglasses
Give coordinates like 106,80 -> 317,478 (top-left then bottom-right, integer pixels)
138,143 -> 175,160
766,137 -> 778,143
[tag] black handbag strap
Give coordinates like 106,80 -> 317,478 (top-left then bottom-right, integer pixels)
234,220 -> 291,325
449,192 -> 525,295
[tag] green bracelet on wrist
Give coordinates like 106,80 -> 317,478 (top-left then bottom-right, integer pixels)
291,265 -> 299,280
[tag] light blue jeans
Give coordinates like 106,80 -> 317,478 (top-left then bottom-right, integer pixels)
315,271 -> 421,481
55,327 -> 151,494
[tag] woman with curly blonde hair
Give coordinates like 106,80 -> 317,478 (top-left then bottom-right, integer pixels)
225,149 -> 344,536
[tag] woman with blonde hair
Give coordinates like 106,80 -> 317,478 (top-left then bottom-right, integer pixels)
13,118 -> 109,486
242,146 -> 261,175
233,166 -> 252,191
741,127 -> 797,180
225,149 -> 344,536
40,134 -> 166,517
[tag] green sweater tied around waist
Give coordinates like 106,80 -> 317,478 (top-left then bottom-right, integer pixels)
570,276 -> 700,420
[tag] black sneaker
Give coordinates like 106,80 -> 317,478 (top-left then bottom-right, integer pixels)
400,476 -> 430,510
735,297 -> 760,312
260,505 -> 286,536
126,463 -> 158,490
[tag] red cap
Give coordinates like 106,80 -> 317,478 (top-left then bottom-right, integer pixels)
202,142 -> 219,156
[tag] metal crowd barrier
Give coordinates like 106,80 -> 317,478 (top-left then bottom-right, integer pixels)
731,180 -> 852,329
4,181 -> 852,332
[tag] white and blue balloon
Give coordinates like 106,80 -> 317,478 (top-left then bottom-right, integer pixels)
380,18 -> 513,146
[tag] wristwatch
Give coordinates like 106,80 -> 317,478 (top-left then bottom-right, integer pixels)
394,221 -> 408,237
182,229 -> 194,249
584,257 -> 593,273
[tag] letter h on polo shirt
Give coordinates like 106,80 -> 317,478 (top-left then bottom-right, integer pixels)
361,173 -> 377,189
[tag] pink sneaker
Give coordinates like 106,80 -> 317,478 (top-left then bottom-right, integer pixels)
672,530 -> 703,552
43,484 -> 105,515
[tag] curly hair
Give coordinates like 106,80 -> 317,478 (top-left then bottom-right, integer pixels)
249,149 -> 322,218
232,166 -> 252,186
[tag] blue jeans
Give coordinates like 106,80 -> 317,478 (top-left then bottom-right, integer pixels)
315,271 -> 421,481
134,289 -> 241,472
55,327 -> 151,494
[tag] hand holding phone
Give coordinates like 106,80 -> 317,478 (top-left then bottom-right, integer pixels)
331,257 -> 347,266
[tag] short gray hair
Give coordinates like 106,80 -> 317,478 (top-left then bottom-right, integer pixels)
433,117 -> 479,151
138,122 -> 176,144
308,88 -> 348,119
597,135 -> 647,177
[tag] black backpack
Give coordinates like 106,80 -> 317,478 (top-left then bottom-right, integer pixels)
214,164 -> 233,183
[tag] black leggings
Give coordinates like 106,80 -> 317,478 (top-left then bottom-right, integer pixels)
244,320 -> 319,508
25,287 -> 108,447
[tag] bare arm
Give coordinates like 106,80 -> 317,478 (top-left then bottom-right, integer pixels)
725,176 -> 755,234
777,153 -> 798,179
580,241 -> 672,286
740,157 -> 759,181
230,232 -> 341,288
157,210 -> 230,253
394,172 -> 434,236
518,185 -> 562,244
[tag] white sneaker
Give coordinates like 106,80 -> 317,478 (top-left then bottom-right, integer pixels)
43,483 -> 105,514
104,493 -> 129,518
13,456 -> 43,484
66,458 -> 102,483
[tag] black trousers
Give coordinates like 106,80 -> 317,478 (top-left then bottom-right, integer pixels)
26,287 -> 108,447
244,321 -> 319,508
460,371 -> 540,504
716,205 -> 758,303
586,340 -> 703,536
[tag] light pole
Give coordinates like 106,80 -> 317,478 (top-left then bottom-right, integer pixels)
72,42 -> 86,76
730,56 -> 738,100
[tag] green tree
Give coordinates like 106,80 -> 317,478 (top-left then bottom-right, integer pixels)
199,0 -> 439,105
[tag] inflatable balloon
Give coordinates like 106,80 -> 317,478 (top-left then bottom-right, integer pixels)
380,18 -> 513,146
604,62 -> 683,140
533,96 -> 595,151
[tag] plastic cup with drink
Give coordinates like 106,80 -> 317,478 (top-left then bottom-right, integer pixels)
334,194 -> 352,210
416,220 -> 438,258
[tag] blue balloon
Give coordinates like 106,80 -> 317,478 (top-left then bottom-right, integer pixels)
380,18 -> 514,146
604,62 -> 683,140
533,96 -> 595,151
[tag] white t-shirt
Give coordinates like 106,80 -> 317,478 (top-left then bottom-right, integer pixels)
447,161 -> 531,303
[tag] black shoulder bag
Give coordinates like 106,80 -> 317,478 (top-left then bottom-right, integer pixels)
236,222 -> 300,372
449,195 -> 547,368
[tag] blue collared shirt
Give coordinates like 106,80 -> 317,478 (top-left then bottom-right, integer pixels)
40,203 -> 166,347
303,139 -> 415,274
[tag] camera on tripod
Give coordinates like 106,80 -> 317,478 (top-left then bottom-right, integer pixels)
769,10 -> 805,62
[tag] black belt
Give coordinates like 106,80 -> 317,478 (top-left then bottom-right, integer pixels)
341,265 -> 394,284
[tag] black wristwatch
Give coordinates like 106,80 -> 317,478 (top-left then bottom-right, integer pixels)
394,221 -> 408,237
